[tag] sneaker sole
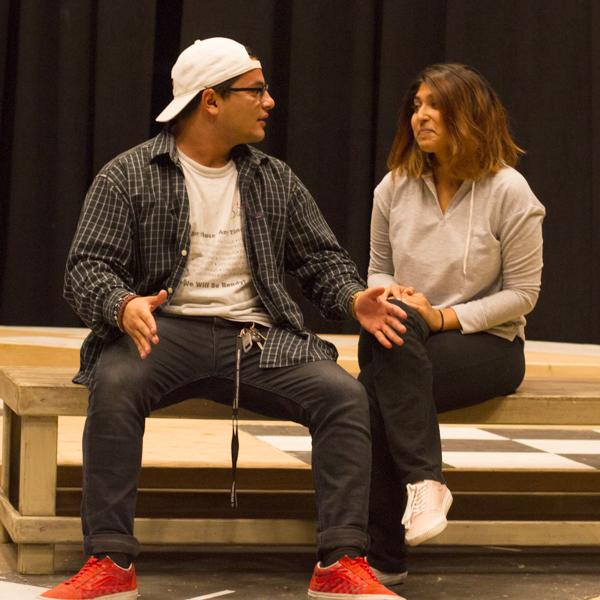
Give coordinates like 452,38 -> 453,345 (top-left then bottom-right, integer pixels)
405,489 -> 453,547
38,590 -> 138,600
375,570 -> 408,586
308,592 -> 402,599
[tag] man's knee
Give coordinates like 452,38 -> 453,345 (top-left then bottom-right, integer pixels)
91,345 -> 154,416
323,365 -> 366,400
310,366 -> 369,426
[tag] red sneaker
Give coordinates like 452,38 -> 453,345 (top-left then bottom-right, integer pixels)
38,556 -> 137,599
308,555 -> 404,599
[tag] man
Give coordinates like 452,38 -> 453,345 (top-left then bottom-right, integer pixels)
42,38 -> 407,600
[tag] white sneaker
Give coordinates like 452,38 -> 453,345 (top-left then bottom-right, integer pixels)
370,566 -> 408,586
402,480 -> 453,546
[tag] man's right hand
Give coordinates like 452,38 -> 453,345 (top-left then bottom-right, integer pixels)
354,287 -> 407,349
121,290 -> 168,359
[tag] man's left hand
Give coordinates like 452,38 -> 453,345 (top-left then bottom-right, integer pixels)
354,287 -> 406,348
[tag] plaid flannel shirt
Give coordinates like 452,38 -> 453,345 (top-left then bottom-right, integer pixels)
64,129 -> 365,386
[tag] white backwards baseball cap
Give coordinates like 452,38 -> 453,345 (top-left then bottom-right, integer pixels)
155,37 -> 262,122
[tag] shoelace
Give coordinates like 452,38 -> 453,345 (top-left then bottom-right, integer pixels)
63,557 -> 100,586
401,482 -> 430,526
337,557 -> 379,585
352,558 -> 379,583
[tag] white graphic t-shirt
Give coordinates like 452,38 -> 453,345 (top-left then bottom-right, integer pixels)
162,149 -> 272,326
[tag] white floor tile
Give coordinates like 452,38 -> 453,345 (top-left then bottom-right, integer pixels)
514,439 -> 600,454
440,426 -> 507,440
256,435 -> 312,452
442,451 -> 595,469
525,340 -> 600,356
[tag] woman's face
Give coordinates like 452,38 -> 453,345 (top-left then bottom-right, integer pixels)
410,83 -> 451,161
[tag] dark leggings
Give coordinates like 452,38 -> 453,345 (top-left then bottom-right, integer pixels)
358,302 -> 525,572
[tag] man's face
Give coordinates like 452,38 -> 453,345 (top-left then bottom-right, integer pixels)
216,68 -> 275,145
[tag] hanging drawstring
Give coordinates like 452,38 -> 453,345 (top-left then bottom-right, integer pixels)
230,324 -> 265,508
462,181 -> 475,276
231,337 -> 242,508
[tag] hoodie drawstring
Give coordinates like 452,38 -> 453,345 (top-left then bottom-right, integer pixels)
462,181 -> 475,276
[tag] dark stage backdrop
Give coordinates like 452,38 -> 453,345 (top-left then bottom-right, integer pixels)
1,0 -> 599,342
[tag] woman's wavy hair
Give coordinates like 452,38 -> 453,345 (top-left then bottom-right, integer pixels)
387,63 -> 524,180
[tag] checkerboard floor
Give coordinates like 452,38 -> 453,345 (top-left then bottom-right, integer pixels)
241,424 -> 600,471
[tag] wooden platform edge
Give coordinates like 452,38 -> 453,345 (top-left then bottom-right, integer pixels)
3,490 -> 600,547
2,365 -> 600,424
439,395 -> 600,425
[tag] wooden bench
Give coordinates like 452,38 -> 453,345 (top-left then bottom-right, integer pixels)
1,335 -> 600,573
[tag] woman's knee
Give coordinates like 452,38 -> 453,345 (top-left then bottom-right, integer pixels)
391,300 -> 429,339
363,300 -> 429,351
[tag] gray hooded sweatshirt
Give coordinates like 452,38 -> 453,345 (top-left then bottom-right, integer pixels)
368,167 -> 545,341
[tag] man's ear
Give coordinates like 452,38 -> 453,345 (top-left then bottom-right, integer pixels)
201,88 -> 220,115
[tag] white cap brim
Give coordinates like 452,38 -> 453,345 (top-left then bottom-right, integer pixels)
155,88 -> 200,123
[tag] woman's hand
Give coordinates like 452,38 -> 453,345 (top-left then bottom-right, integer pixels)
400,292 -> 443,332
380,283 -> 415,301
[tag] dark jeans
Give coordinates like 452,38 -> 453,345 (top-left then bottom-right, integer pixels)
358,302 -> 525,572
83,316 -> 371,561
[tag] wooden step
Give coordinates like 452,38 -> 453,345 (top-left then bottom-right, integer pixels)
2,366 -> 599,424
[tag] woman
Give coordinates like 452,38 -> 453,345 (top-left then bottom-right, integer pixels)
358,63 -> 545,584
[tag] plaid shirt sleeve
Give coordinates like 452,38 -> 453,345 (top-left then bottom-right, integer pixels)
284,174 -> 365,319
64,169 -> 136,339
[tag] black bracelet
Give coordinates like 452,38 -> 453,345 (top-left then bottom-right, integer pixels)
438,309 -> 445,332
114,293 -> 138,331
349,290 -> 364,320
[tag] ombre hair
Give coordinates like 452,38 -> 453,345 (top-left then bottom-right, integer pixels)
387,63 -> 523,180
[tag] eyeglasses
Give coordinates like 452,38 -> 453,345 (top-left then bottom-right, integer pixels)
228,83 -> 270,99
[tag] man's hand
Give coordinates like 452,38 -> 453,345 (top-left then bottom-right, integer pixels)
121,290 -> 168,359
354,287 -> 407,349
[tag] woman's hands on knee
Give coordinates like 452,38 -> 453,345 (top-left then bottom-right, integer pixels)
400,292 -> 441,331
382,283 -> 415,300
